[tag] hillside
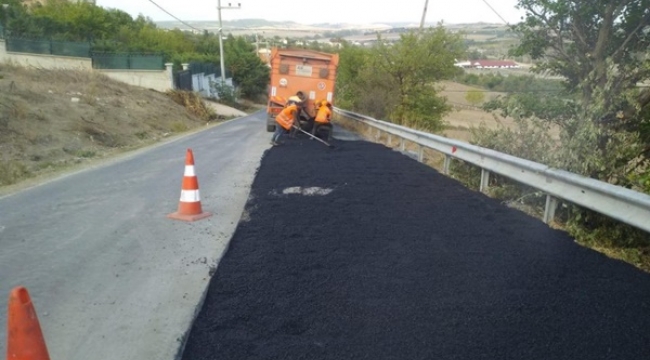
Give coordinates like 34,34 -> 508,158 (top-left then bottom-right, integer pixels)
0,64 -> 225,193
154,19 -> 507,38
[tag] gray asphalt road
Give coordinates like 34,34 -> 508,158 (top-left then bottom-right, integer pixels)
0,112 -> 270,360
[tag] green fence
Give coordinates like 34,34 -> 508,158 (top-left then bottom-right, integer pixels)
5,37 -> 91,58
91,53 -> 164,70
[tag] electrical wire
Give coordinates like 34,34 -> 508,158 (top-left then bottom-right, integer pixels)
479,0 -> 510,25
147,0 -> 203,31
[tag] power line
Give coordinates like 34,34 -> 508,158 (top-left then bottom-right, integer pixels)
479,0 -> 510,25
147,0 -> 202,31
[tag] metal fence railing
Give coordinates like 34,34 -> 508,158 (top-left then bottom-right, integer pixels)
334,107 -> 650,234
188,61 -> 232,78
91,53 -> 164,70
2,34 -> 165,70
5,37 -> 91,58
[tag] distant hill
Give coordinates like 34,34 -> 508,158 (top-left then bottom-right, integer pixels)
154,19 -> 505,31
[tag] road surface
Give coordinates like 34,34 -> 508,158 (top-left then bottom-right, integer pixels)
0,111 -> 270,360
182,137 -> 650,360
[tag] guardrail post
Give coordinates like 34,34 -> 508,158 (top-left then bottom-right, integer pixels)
400,138 -> 405,152
375,129 -> 380,142
417,145 -> 424,162
387,134 -> 392,146
480,169 -> 490,193
443,155 -> 451,174
544,195 -> 558,224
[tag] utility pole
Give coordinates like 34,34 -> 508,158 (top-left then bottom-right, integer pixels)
419,0 -> 429,32
217,1 -> 241,86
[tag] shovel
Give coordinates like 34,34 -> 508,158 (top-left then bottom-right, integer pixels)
292,125 -> 334,148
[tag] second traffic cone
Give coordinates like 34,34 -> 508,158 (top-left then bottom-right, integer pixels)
6,286 -> 51,360
167,148 -> 212,222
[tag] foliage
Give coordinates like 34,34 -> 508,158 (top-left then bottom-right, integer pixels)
335,26 -> 465,132
464,90 -> 485,106
0,160 -> 31,186
333,42 -> 370,110
223,35 -> 270,99
456,0 -> 650,263
505,0 -> 650,189
1,0 -> 269,99
166,90 -> 217,121
211,81 -> 239,107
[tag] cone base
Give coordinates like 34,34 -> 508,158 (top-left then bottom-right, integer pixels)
167,211 -> 213,222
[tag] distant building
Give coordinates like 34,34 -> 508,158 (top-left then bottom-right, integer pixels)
455,60 -> 520,69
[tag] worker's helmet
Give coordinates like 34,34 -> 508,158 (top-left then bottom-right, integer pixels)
288,96 -> 302,103
321,100 -> 329,107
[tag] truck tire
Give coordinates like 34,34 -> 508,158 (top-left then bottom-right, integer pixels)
267,124 -> 276,132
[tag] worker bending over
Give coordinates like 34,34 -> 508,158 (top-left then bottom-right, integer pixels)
312,100 -> 333,140
271,96 -> 302,146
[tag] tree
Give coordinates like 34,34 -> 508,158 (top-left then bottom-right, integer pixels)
493,0 -> 650,185
224,35 -> 269,99
468,0 -> 650,256
374,27 -> 464,131
513,0 -> 650,131
1,0 -> 269,99
335,41 -> 371,111
465,90 -> 485,106
335,27 -> 464,131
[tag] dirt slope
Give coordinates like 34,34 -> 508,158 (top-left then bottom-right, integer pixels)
0,63 -> 220,190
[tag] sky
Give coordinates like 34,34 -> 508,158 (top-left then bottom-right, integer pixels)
94,0 -> 526,25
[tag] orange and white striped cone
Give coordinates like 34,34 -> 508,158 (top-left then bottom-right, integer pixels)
167,148 -> 212,222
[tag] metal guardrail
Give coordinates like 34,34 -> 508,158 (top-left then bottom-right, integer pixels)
334,107 -> 650,233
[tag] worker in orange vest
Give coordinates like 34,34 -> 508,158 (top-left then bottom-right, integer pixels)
311,100 -> 333,140
271,96 -> 302,146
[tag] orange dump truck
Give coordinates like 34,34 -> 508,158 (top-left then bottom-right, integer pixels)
266,48 -> 339,132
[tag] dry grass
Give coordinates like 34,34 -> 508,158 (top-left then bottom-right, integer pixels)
0,62 -> 220,188
436,81 -> 515,141
166,90 -> 217,121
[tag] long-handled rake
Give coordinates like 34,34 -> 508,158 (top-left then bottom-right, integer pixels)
292,125 -> 334,148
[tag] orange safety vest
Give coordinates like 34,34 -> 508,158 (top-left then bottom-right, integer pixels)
276,104 -> 299,130
315,105 -> 331,124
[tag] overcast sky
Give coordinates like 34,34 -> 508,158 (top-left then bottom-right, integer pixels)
94,0 -> 525,25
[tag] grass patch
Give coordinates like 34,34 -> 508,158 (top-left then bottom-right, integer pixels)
0,160 -> 31,186
166,90 -> 216,121
77,150 -> 96,158
10,102 -> 29,120
170,122 -> 188,133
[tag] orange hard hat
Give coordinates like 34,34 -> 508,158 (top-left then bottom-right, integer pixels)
321,100 -> 329,107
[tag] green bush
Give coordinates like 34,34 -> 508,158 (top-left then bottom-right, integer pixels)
0,160 -> 31,186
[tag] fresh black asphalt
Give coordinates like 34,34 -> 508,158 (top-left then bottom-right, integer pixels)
181,137 -> 650,360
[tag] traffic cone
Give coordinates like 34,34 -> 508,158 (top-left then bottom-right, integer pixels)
6,286 -> 51,360
167,148 -> 212,222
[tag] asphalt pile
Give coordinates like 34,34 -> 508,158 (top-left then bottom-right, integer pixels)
182,138 -> 650,360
